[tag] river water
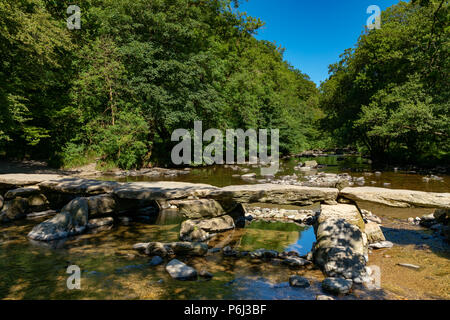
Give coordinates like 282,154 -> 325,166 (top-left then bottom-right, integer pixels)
0,156 -> 448,300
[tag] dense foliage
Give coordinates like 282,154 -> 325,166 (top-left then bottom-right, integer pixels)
320,0 -> 449,166
0,0 -> 320,169
1,0 -> 448,170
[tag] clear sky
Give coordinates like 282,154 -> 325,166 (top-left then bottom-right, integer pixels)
238,0 -> 401,86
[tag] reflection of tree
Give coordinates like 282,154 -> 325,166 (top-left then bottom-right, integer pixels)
239,221 -> 305,253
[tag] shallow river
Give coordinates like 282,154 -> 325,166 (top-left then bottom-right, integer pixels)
0,156 -> 449,300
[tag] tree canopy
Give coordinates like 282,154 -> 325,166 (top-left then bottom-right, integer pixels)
0,0 -> 320,169
320,0 -> 449,166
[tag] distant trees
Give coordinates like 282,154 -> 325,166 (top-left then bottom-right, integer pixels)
0,0 -> 320,169
320,0 -> 449,166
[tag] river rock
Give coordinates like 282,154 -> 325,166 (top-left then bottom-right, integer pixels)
210,184 -> 339,206
397,263 -> 420,270
149,256 -> 164,266
170,199 -> 226,219
364,221 -> 386,244
26,210 -> 57,219
27,197 -> 89,241
0,197 -> 29,222
165,259 -> 197,281
316,295 -> 335,300
27,193 -> 50,212
419,213 -> 437,227
145,242 -> 172,257
241,173 -> 257,179
87,217 -> 114,229
369,241 -> 394,249
318,204 -> 365,231
143,242 -> 208,257
180,215 -> 235,241
289,275 -> 310,288
303,160 -> 318,168
4,186 -> 41,200
282,256 -> 311,268
340,187 -> 450,209
171,242 -> 208,256
322,277 -> 353,295
0,174 -> 64,188
314,218 -> 367,280
199,270 -> 214,279
250,249 -> 279,260
86,194 -> 117,216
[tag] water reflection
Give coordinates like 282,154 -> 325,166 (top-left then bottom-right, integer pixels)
106,156 -> 449,192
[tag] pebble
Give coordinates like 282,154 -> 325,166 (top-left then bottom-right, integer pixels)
397,263 -> 420,270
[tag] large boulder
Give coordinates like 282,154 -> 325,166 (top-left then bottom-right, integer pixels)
314,218 -> 367,280
322,277 -> 353,295
340,187 -> 450,209
180,215 -> 235,242
86,194 -> 117,217
166,259 -> 197,281
170,199 -> 226,219
209,184 -> 339,206
27,198 -> 89,241
0,197 -> 29,222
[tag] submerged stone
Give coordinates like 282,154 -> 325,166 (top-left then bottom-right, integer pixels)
27,197 -> 89,241
165,259 -> 197,281
149,256 -> 164,266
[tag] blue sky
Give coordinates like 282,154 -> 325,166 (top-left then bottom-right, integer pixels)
238,0 -> 401,86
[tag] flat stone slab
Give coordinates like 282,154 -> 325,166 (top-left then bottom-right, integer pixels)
319,204 -> 365,231
340,187 -> 450,209
39,178 -> 119,195
0,174 -> 65,188
113,181 -> 219,200
210,184 -> 339,206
